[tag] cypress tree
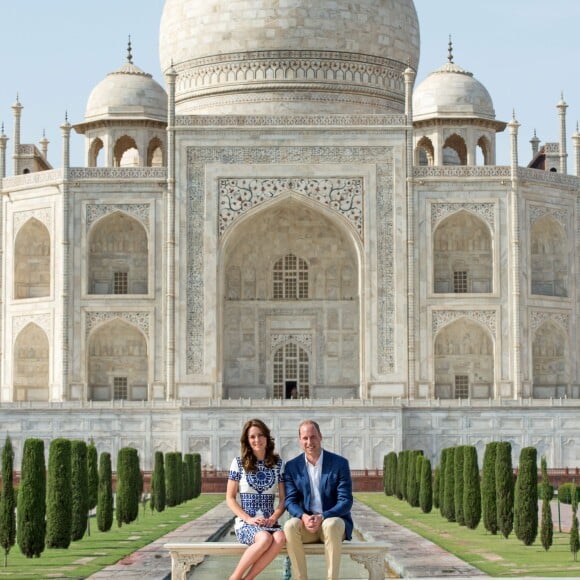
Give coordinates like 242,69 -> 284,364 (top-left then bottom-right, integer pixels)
443,447 -> 456,522
433,466 -> 440,509
540,456 -> 553,551
495,441 -> 514,539
388,452 -> 398,498
165,452 -> 179,507
0,435 -> 16,567
185,454 -> 195,501
399,451 -> 409,502
419,456 -> 433,514
482,441 -> 498,534
571,483 -> 580,561
176,452 -> 184,504
71,441 -> 89,541
395,451 -> 404,500
182,461 -> 190,503
17,438 -> 46,558
406,451 -> 420,507
454,446 -> 465,525
439,449 -> 447,517
463,445 -> 481,530
46,438 -> 72,548
192,453 -> 202,498
86,442 -> 99,536
383,454 -> 388,495
116,447 -> 140,526
514,446 -> 538,546
151,451 -> 166,512
97,452 -> 113,532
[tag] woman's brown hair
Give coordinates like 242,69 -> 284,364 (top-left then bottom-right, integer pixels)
240,418 -> 280,472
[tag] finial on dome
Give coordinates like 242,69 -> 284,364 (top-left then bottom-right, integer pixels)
448,35 -> 454,63
127,35 -> 133,64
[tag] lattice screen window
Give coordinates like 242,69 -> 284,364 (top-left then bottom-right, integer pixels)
455,375 -> 469,399
273,342 -> 310,398
113,376 -> 128,400
453,271 -> 468,293
114,271 -> 128,294
273,254 -> 308,299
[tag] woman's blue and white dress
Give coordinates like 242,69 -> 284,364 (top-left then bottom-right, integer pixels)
228,456 -> 284,545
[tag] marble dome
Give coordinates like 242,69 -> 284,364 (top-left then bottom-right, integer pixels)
85,59 -> 168,123
159,0 -> 420,115
413,61 -> 496,122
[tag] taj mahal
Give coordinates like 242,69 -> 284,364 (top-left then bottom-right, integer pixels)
1,0 -> 579,471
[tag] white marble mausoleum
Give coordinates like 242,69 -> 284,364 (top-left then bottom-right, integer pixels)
1,0 -> 579,470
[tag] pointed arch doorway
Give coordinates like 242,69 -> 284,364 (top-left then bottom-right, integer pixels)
220,196 -> 361,399
273,342 -> 310,399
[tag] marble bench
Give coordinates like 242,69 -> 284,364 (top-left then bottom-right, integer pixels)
165,541 -> 389,579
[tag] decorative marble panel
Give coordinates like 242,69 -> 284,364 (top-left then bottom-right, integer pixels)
271,334 -> 312,355
174,50 -> 407,101
218,178 -> 363,237
432,310 -> 497,337
529,204 -> 569,231
177,114 -> 406,127
187,146 -> 394,375
85,311 -> 150,338
13,314 -> 51,336
414,166 -> 510,179
2,169 -> 63,189
530,311 -> 570,333
431,202 -> 495,232
14,207 -> 53,233
86,203 -> 151,232
68,167 -> 167,180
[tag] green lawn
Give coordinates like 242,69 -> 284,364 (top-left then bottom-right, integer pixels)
0,494 -> 223,578
356,492 -> 580,578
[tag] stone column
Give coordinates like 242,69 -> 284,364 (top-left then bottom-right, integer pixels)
165,65 -> 178,400
557,95 -> 568,174
530,129 -> 540,159
572,124 -> 580,177
404,66 -> 417,397
12,97 -> 22,175
508,114 -> 522,398
60,115 -> 72,400
0,125 -> 8,178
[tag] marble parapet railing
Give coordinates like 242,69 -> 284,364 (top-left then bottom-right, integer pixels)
414,165 -> 580,188
0,396 -> 579,410
1,167 -> 167,191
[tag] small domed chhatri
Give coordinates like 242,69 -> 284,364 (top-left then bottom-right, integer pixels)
413,39 -> 506,166
413,43 -> 495,122
159,0 -> 420,114
75,39 -> 168,168
85,40 -> 167,122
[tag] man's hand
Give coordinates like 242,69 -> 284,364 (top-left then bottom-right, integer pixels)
301,513 -> 323,532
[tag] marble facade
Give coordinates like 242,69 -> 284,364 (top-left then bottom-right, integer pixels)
1,0 -> 579,470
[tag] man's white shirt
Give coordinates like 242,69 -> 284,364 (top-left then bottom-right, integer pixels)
305,449 -> 324,514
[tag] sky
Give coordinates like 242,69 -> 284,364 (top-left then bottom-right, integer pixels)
1,0 -> 579,171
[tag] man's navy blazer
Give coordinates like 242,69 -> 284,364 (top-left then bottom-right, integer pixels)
283,449 -> 354,540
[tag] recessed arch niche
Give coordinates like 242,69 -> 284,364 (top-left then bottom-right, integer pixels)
14,218 -> 51,299
88,212 -> 148,295
532,320 -> 568,398
220,196 -> 360,399
434,318 -> 494,399
531,216 -> 568,297
14,323 -> 49,401
433,210 -> 492,294
87,319 -> 148,401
